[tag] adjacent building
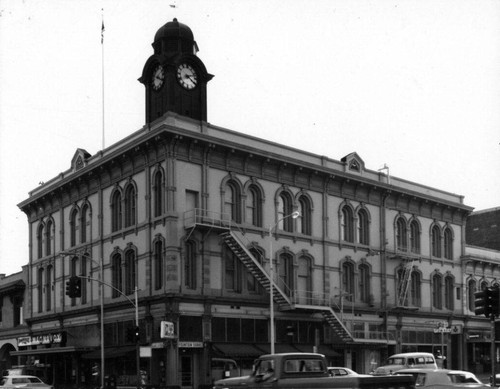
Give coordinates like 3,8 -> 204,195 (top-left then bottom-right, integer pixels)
5,18 -> 496,388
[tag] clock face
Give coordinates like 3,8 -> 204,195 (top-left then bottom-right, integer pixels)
176,63 -> 198,90
151,65 -> 165,91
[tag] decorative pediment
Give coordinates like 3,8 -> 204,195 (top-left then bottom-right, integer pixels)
341,152 -> 365,174
71,149 -> 91,172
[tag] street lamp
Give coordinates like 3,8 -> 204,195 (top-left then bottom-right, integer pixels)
61,251 -> 104,389
269,210 -> 300,355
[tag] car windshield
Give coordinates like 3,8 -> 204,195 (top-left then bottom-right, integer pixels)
385,357 -> 405,365
12,377 -> 44,384
448,373 -> 481,384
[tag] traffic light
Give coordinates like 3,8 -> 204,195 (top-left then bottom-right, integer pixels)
490,286 -> 500,316
474,289 -> 489,317
475,287 -> 500,318
73,277 -> 82,298
65,276 -> 81,298
134,326 -> 140,342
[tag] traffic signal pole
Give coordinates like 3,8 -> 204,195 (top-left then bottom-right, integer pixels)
491,315 -> 496,388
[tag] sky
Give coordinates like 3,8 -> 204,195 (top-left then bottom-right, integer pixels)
1,0 -> 499,276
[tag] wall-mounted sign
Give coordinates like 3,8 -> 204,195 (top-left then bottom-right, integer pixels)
178,341 -> 203,348
18,332 -> 66,347
160,321 -> 175,339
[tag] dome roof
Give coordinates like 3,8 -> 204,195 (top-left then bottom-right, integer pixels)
154,18 -> 194,43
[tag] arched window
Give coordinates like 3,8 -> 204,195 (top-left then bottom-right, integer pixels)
81,204 -> 90,244
340,206 -> 354,242
278,253 -> 294,296
247,247 -> 264,293
154,239 -> 164,290
432,273 -> 442,309
444,275 -> 454,310
124,250 -> 136,295
341,261 -> 354,301
111,253 -> 122,298
70,208 -> 78,247
37,268 -> 44,313
124,185 -> 136,227
358,263 -> 370,303
297,256 -> 312,304
225,248 -> 242,293
224,180 -> 241,223
431,225 -> 441,257
37,224 -> 44,259
111,191 -> 122,232
297,196 -> 312,235
45,219 -> 53,256
246,185 -> 262,227
357,209 -> 369,245
410,272 -> 421,307
185,240 -> 196,290
278,192 -> 294,232
409,220 -> 420,254
468,279 -> 476,312
443,227 -> 453,259
45,265 -> 52,311
153,170 -> 164,218
396,217 -> 407,251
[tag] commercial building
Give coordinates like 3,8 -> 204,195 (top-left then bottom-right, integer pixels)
7,18 -> 495,388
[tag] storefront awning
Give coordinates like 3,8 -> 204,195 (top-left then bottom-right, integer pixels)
212,343 -> 262,358
255,344 -> 298,354
12,346 -> 81,356
82,346 -> 136,359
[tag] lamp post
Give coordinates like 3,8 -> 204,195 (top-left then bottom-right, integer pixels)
61,251 -> 104,389
269,210 -> 300,355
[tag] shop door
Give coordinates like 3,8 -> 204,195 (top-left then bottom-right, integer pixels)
181,355 -> 193,389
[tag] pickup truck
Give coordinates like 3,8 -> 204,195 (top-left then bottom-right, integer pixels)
213,353 -> 415,389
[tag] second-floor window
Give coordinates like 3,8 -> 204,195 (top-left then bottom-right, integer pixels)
246,185 -> 262,227
359,263 -> 370,303
112,253 -> 122,297
278,192 -> 294,232
444,275 -> 454,310
432,273 -> 442,309
153,170 -> 164,217
185,240 -> 196,290
154,239 -> 164,290
124,249 -> 136,295
341,261 -> 354,301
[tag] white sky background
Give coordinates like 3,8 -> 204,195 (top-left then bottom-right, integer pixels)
0,0 -> 499,276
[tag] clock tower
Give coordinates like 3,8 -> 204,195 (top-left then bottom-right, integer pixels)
139,18 -> 213,123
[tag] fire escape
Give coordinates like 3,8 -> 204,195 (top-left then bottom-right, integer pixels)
185,209 -> 353,343
396,257 -> 415,307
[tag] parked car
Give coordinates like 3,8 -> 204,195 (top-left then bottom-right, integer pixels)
372,352 -> 438,375
0,375 -> 53,389
328,367 -> 358,377
394,368 -> 489,388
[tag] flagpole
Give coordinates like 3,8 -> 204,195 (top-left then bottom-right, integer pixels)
101,10 -> 105,150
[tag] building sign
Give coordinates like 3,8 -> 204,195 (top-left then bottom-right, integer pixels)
160,321 -> 175,339
18,332 -> 66,347
178,341 -> 203,348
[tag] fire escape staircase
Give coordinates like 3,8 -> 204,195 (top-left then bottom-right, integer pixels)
220,230 -> 354,343
397,258 -> 415,307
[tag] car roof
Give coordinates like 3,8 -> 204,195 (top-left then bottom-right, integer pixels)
389,352 -> 435,358
2,375 -> 41,378
397,369 -> 473,374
